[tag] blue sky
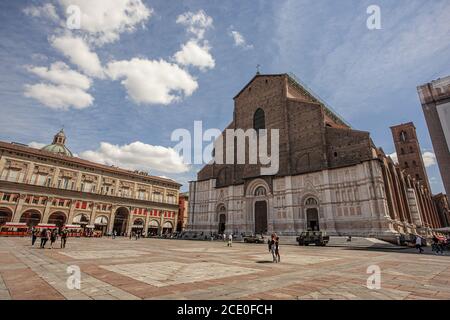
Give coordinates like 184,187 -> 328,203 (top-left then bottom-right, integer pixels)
0,0 -> 449,192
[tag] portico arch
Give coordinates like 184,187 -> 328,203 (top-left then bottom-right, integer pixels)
0,207 -> 13,226
48,211 -> 67,228
19,209 -> 42,227
94,215 -> 108,234
148,219 -> 159,236
113,207 -> 129,236
132,218 -> 145,234
162,221 -> 173,234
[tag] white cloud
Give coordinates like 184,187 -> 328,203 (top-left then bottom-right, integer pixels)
389,152 -> 398,164
106,58 -> 198,105
174,40 -> 215,71
176,10 -> 213,40
24,83 -> 94,110
79,141 -> 189,173
229,29 -> 253,49
422,151 -> 437,168
58,0 -> 153,46
26,62 -> 91,90
23,3 -> 60,23
388,151 -> 436,168
51,35 -> 104,78
28,142 -> 47,149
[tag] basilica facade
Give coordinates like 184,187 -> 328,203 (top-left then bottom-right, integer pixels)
0,130 -> 181,236
188,73 -> 445,242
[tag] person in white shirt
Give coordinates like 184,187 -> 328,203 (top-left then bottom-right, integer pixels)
227,234 -> 233,247
415,235 -> 424,253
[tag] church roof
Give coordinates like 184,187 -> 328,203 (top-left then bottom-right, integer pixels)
233,73 -> 351,128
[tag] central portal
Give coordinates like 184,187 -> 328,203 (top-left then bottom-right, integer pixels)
254,201 -> 268,235
306,208 -> 319,231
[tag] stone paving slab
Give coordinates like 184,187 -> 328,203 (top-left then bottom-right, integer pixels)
1,237 -> 450,300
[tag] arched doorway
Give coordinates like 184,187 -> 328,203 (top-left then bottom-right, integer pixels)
217,205 -> 226,233
0,208 -> 13,226
254,201 -> 268,235
306,208 -> 319,231
162,221 -> 173,235
113,207 -> 129,236
19,210 -> 42,227
48,212 -> 67,229
94,216 -> 108,235
147,220 -> 159,236
132,218 -> 144,235
305,197 -> 319,231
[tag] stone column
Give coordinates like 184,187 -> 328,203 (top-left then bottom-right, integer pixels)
126,207 -> 134,236
42,198 -> 53,223
12,194 -> 26,222
144,208 -> 151,236
88,202 -> 97,225
107,205 -> 116,234
159,209 -> 164,235
66,201 -> 77,225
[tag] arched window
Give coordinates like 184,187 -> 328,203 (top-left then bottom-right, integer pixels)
253,108 -> 265,131
413,160 -> 417,167
404,161 -> 409,168
401,148 -> 405,155
254,186 -> 266,196
400,131 -> 407,142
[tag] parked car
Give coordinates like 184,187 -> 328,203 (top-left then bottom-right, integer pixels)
243,234 -> 265,243
296,230 -> 329,246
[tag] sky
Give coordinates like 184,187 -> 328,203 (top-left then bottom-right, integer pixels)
0,0 -> 449,192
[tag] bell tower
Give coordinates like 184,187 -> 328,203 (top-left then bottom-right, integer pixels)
390,122 -> 431,191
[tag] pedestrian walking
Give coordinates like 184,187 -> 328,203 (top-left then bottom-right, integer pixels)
432,235 -> 444,255
227,233 -> 233,247
112,230 -> 116,239
415,235 -> 424,254
270,236 -> 277,263
31,227 -> 37,246
50,229 -> 57,249
223,233 -> 226,242
275,236 -> 281,263
40,228 -> 48,248
60,228 -> 68,248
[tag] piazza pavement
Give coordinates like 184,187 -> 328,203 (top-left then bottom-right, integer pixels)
0,236 -> 450,300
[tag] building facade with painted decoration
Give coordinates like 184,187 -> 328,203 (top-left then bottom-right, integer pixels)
0,130 -> 181,236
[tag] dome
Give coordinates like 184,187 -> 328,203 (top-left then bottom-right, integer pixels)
41,144 -> 73,157
41,129 -> 73,157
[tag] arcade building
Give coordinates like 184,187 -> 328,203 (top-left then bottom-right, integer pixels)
0,130 -> 181,236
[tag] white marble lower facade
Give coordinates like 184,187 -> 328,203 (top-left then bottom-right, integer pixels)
188,160 -> 424,241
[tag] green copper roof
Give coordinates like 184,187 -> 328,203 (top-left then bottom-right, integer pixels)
41,143 -> 73,157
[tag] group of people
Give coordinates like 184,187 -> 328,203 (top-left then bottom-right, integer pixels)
268,233 -> 281,263
221,233 -> 233,247
414,234 -> 449,255
31,228 -> 68,249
